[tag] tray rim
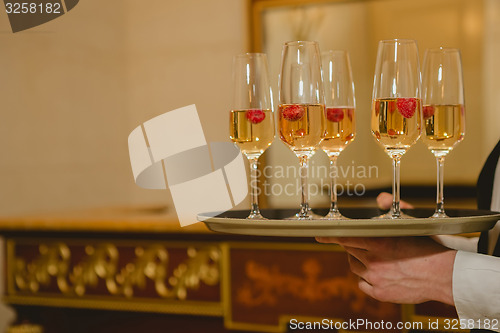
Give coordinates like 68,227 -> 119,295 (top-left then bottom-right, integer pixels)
198,208 -> 500,237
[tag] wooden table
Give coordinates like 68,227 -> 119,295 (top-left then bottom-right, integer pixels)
0,206 -> 457,332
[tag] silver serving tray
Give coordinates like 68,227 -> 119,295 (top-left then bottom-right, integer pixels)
198,208 -> 500,237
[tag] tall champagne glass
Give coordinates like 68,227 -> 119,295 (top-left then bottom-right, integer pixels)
371,39 -> 422,219
320,50 -> 356,219
278,41 -> 325,220
230,53 -> 275,219
422,48 -> 465,218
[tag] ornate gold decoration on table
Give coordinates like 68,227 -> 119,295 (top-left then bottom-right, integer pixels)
6,238 -> 222,316
12,242 -> 219,299
0,206 -> 471,332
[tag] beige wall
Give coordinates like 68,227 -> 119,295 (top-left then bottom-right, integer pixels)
0,0 -> 498,216
0,0 -> 247,216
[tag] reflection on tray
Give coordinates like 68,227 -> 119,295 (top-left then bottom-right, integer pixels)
200,208 -> 500,238
214,208 -> 499,220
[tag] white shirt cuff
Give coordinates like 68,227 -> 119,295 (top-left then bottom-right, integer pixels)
453,250 -> 500,331
434,235 -> 479,252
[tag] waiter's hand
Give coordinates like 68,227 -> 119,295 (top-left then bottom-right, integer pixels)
316,193 -> 457,305
376,191 -> 414,209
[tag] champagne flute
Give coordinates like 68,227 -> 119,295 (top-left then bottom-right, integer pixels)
278,41 -> 325,220
371,39 -> 422,219
320,50 -> 356,219
422,48 -> 465,218
229,53 -> 275,219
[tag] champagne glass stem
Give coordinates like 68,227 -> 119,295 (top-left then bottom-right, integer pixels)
298,155 -> 311,219
434,155 -> 447,218
248,157 -> 263,219
391,155 -> 402,218
327,155 -> 342,218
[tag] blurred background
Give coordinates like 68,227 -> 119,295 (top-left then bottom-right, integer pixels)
0,0 -> 246,216
258,0 -> 500,208
0,0 -> 498,217
0,0 -> 499,332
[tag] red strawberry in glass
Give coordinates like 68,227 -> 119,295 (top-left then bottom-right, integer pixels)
281,104 -> 305,121
423,105 -> 435,119
245,109 -> 266,124
397,98 -> 417,118
326,108 -> 344,122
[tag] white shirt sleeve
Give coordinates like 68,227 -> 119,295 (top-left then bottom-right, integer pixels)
434,235 -> 479,252
453,250 -> 500,331
451,147 -> 500,328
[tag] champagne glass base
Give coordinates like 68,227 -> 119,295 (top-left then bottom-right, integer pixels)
285,214 -> 313,220
246,213 -> 267,220
431,211 -> 448,218
285,208 -> 323,220
372,211 -> 414,219
307,212 -> 325,220
322,210 -> 347,220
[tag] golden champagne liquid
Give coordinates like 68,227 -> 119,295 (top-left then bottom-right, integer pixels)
371,98 -> 421,156
230,109 -> 275,157
423,104 -> 465,155
320,107 -> 355,157
278,104 -> 325,156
